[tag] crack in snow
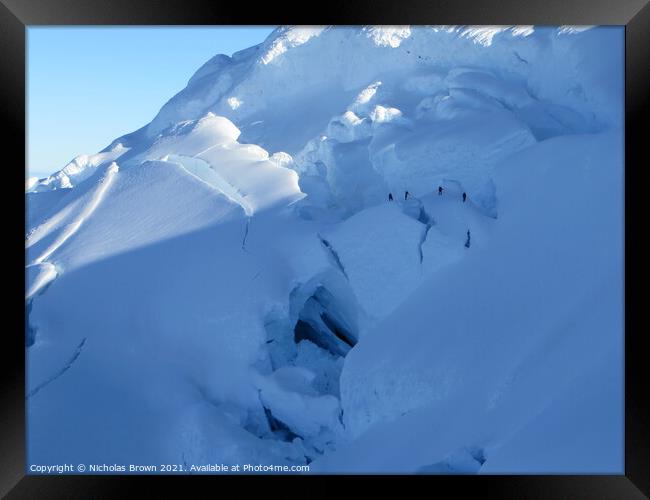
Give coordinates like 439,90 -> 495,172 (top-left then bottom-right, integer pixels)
27,337 -> 87,399
317,235 -> 348,280
165,154 -> 254,217
418,223 -> 433,265
242,217 -> 251,251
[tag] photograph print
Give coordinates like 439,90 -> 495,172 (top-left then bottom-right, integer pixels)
25,25 -> 624,475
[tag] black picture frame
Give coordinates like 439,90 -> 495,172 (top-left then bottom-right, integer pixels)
2,0 -> 648,497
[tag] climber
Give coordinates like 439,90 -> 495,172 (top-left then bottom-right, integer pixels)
388,193 -> 394,202
405,191 -> 410,200
465,229 -> 471,248
462,192 -> 467,203
438,186 -> 443,196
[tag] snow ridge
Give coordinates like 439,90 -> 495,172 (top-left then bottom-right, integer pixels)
33,163 -> 119,266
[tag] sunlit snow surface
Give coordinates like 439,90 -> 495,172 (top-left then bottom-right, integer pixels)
26,26 -> 623,473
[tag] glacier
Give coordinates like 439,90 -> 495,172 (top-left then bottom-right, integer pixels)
25,26 -> 623,473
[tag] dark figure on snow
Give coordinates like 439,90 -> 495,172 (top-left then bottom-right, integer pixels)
438,186 -> 443,196
465,230 -> 471,248
388,193 -> 394,202
462,192 -> 467,203
405,191 -> 410,200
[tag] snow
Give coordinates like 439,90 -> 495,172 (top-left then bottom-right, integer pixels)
26,26 -> 623,474
260,26 -> 326,65
256,366 -> 342,439
320,203 -> 426,322
363,26 -> 411,48
314,130 -> 623,472
25,262 -> 58,300
107,25 -> 620,160
31,143 -> 128,192
227,96 -> 242,110
350,81 -> 382,112
479,354 -> 623,473
26,176 -> 39,191
33,162 -> 119,266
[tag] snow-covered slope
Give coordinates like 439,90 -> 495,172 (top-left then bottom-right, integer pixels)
314,130 -> 623,473
26,26 -> 623,473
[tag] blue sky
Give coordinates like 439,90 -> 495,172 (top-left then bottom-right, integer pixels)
27,26 -> 276,178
